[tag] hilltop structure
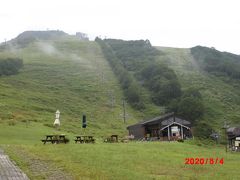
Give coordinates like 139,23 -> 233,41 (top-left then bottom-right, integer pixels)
76,32 -> 89,41
127,113 -> 192,141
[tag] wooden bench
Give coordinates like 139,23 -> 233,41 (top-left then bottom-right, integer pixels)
41,135 -> 68,144
74,135 -> 95,143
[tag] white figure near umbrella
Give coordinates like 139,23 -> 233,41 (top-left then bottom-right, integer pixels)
53,110 -> 60,128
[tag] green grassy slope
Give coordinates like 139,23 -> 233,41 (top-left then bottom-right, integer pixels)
156,47 -> 240,128
0,37 -> 141,136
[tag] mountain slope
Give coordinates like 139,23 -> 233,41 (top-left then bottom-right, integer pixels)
0,35 -> 141,136
156,47 -> 240,129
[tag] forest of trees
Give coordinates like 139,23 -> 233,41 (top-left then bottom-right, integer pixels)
96,38 -> 205,124
103,39 -> 159,71
139,63 -> 181,105
191,46 -> 240,79
167,87 -> 204,124
95,38 -> 145,109
96,38 -> 183,109
103,39 -> 182,106
0,58 -> 23,76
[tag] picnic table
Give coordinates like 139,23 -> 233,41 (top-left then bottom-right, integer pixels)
41,134 -> 68,144
104,135 -> 118,143
74,135 -> 95,143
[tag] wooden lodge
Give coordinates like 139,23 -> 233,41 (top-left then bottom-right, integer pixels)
127,113 -> 192,141
227,127 -> 240,152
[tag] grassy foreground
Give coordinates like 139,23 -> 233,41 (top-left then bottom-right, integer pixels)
0,123 -> 239,180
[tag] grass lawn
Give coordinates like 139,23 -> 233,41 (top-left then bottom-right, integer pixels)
0,122 -> 239,180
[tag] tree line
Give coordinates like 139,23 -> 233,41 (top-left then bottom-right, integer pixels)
96,38 -> 204,124
95,38 -> 145,109
167,87 -> 204,125
0,58 -> 23,76
191,46 -> 240,79
103,39 -> 182,106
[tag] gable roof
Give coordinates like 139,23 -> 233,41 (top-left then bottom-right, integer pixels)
160,122 -> 190,131
140,113 -> 173,125
127,112 -> 191,129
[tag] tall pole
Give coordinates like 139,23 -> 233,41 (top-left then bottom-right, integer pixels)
168,126 -> 170,141
181,125 -> 183,140
225,128 -> 227,153
223,120 -> 229,153
123,99 -> 126,124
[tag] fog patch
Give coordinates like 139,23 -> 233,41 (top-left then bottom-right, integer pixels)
36,41 -> 95,69
37,42 -> 59,56
70,53 -> 94,69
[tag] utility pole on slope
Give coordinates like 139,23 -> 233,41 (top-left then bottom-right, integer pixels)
222,119 -> 230,153
122,99 -> 126,124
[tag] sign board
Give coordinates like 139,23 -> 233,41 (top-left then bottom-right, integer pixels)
236,137 -> 240,140
235,141 -> 240,147
171,126 -> 179,133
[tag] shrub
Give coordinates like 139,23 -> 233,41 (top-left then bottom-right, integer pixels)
8,120 -> 16,126
167,87 -> 204,124
0,58 -> 23,76
177,139 -> 184,143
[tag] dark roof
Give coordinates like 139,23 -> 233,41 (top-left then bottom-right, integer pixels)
127,113 -> 191,129
227,127 -> 240,137
140,113 -> 173,125
161,117 -> 191,126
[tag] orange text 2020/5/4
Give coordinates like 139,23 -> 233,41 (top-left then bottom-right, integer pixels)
185,158 -> 224,165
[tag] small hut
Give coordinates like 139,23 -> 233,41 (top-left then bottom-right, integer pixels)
227,127 -> 240,151
127,113 -> 192,141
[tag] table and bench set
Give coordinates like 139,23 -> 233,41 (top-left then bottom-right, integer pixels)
41,135 -> 95,144
41,134 -> 124,144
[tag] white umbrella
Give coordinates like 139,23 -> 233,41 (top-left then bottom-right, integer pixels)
53,110 -> 60,126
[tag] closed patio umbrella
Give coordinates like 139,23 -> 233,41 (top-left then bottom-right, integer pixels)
53,110 -> 60,126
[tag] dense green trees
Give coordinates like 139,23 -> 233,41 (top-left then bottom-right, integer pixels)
104,39 -> 159,71
95,38 -> 145,109
0,58 -> 23,76
97,38 -> 204,124
167,87 -> 204,124
191,46 -> 240,79
101,39 -> 182,105
96,38 -> 184,110
194,122 -> 212,138
139,63 -> 181,105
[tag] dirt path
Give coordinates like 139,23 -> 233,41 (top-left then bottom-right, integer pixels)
0,149 -> 29,180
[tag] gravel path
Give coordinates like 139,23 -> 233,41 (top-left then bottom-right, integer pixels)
0,149 -> 29,180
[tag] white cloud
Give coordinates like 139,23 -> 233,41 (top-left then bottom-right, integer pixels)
0,0 -> 239,54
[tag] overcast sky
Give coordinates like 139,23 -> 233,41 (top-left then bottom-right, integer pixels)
0,0 -> 239,54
